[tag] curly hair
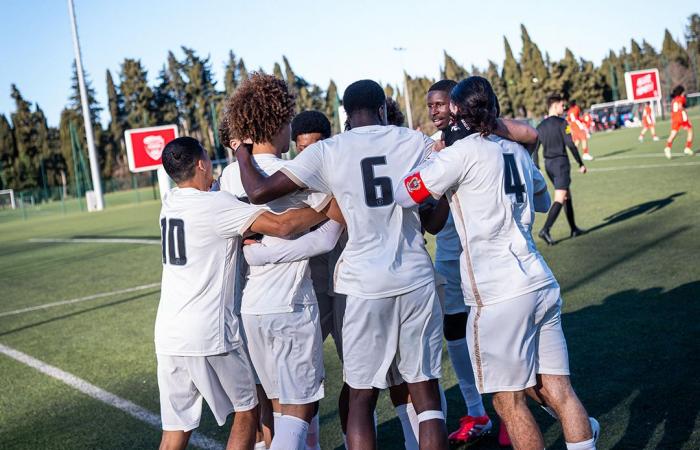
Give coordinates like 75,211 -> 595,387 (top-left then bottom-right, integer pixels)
385,97 -> 405,126
450,76 -> 498,136
221,72 -> 296,144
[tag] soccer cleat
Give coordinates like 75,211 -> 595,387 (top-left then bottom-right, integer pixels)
448,415 -> 493,444
653,136 -> 659,141
684,148 -> 695,156
538,229 -> 556,246
589,417 -> 600,444
582,153 -> 594,161
664,148 -> 672,159
498,421 -> 512,447
570,228 -> 586,238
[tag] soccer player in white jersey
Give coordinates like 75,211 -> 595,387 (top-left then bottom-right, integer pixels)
395,77 -> 600,450
219,74 -> 344,450
233,79 -> 448,450
155,136 -> 327,450
427,79 -> 540,446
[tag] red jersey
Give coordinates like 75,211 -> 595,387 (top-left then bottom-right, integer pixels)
642,105 -> 654,126
671,95 -> 687,125
583,112 -> 592,130
567,105 -> 582,125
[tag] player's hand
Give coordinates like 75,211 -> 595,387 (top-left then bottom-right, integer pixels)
231,138 -> 253,155
433,140 -> 446,152
579,165 -> 587,174
243,239 -> 259,246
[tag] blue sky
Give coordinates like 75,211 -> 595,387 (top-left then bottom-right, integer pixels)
0,0 -> 696,126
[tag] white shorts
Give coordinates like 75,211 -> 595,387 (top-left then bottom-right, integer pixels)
468,283 -> 570,394
434,259 -> 468,315
241,304 -> 325,404
157,350 -> 258,431
343,281 -> 443,390
317,292 -> 346,359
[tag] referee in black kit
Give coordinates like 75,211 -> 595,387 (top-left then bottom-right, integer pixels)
534,94 -> 587,245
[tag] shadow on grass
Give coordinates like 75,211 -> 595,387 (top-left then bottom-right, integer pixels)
559,281 -> 700,449
585,192 -> 685,234
599,148 -> 633,158
0,290 -> 158,337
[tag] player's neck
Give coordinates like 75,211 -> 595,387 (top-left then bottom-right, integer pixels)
177,178 -> 208,191
252,142 -> 280,157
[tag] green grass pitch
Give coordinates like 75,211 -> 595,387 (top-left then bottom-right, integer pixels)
0,114 -> 698,449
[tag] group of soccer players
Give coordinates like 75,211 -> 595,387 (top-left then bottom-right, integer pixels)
154,72 -> 601,450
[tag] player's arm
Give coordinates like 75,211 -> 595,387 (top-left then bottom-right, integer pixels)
320,198 -> 346,227
531,134 -> 542,169
562,123 -> 584,167
248,207 -> 326,238
243,220 -> 344,266
494,118 -> 539,145
419,195 -> 450,235
235,143 -> 301,204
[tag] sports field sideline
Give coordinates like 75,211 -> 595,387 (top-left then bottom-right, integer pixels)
0,116 -> 698,449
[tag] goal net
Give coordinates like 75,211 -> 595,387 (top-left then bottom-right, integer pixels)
0,189 -> 16,209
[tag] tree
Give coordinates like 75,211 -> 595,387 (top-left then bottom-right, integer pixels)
685,14 -> 700,90
661,29 -> 694,92
106,69 -> 126,172
119,58 -> 156,129
325,80 -> 340,134
519,25 -> 548,117
0,114 -> 17,189
485,61 -> 512,117
180,48 -> 218,153
223,50 -> 241,95
502,37 -> 524,116
442,51 -> 468,81
10,85 -> 43,189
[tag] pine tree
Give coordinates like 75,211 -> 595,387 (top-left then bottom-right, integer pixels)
223,50 -> 240,95
106,69 -> 126,172
153,67 -> 180,126
166,51 -> 190,134
661,29 -> 694,92
686,14 -> 700,88
273,62 -> 284,80
119,58 -> 156,129
10,85 -> 42,189
442,51 -> 468,81
237,59 -> 249,81
0,114 -> 17,189
629,39 -> 643,70
573,59 -> 605,108
640,40 -> 660,69
502,37 -> 524,116
180,48 -> 218,153
486,61 -> 512,117
519,25 -> 548,117
325,80 -> 340,134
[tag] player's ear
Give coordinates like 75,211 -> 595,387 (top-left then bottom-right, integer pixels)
379,102 -> 388,125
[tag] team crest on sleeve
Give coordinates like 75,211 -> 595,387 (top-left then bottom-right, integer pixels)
404,172 -> 430,203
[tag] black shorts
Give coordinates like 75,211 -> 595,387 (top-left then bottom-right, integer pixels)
545,158 -> 571,190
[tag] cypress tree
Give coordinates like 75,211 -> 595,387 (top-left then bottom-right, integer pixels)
486,61 -> 512,117
119,58 -> 156,129
0,114 -> 17,189
442,51 -> 468,81
519,25 -> 548,117
502,37 -> 524,116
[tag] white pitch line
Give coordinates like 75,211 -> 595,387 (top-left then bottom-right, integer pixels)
587,161 -> 700,173
0,344 -> 222,450
597,152 -> 689,161
30,238 -> 160,245
0,283 -> 160,318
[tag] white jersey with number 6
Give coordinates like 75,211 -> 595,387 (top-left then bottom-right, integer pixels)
280,125 -> 436,299
408,134 -> 555,307
155,188 -> 263,356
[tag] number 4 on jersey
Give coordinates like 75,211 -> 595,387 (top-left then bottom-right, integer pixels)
503,154 -> 525,203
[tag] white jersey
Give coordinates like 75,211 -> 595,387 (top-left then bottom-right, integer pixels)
281,124 -> 436,299
219,161 -> 247,198
221,154 -> 331,314
415,134 -> 555,307
155,188 -> 264,356
429,131 -> 462,262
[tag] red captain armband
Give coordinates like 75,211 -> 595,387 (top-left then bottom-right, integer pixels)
403,172 -> 431,204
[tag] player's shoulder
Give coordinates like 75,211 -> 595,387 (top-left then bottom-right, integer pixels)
487,134 -> 527,155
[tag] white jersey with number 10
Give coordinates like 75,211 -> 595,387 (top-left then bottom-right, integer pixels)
280,124 -> 436,299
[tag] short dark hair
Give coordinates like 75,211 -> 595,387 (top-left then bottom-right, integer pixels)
450,76 -> 498,136
291,110 -> 332,141
671,85 -> 685,98
342,80 -> 385,116
569,99 -> 577,106
547,94 -> 564,108
385,97 -> 405,126
162,137 -> 206,183
428,79 -> 457,94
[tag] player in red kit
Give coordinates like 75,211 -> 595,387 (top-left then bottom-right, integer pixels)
567,100 -> 593,160
582,111 -> 593,136
638,102 -> 658,142
663,85 -> 694,159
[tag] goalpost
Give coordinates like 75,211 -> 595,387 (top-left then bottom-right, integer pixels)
0,189 -> 16,209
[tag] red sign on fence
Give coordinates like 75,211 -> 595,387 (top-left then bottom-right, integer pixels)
624,69 -> 661,102
125,125 -> 179,172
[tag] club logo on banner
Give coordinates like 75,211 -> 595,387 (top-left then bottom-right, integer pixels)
125,125 -> 179,172
624,69 -> 661,102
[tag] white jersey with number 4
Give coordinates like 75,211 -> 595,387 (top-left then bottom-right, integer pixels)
155,188 -> 263,356
410,134 -> 555,307
280,124 -> 436,299
220,154 -> 331,314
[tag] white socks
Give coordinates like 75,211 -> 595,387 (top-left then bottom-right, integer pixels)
305,413 -> 321,450
565,437 -> 596,450
395,403 -> 419,450
446,338 -> 486,417
270,415 -> 309,450
254,442 -> 267,449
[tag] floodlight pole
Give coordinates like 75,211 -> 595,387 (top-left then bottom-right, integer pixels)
394,47 -> 414,129
67,0 -> 104,211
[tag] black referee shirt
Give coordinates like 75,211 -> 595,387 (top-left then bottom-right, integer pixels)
534,116 -> 583,168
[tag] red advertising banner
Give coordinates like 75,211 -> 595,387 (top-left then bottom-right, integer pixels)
125,125 -> 179,172
624,69 -> 661,102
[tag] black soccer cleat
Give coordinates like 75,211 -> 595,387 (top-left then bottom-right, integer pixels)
570,228 -> 587,238
538,229 -> 556,246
